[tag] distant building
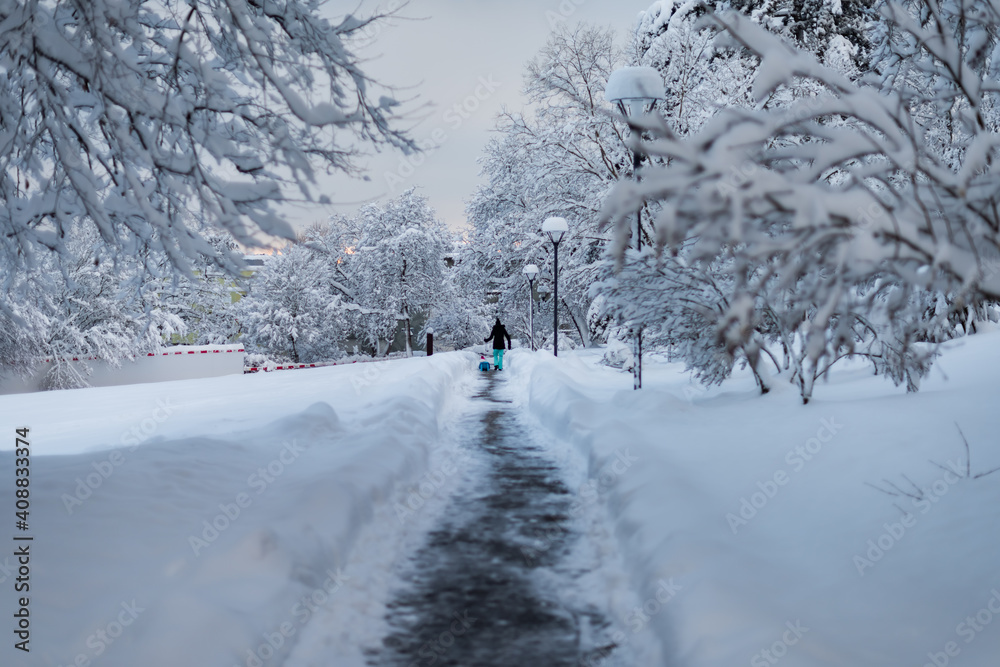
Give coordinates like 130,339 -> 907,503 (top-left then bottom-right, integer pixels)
242,255 -> 268,273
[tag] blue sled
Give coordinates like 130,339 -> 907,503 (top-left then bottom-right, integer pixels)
479,361 -> 492,372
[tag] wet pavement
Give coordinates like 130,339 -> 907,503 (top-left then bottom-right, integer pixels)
368,371 -> 622,667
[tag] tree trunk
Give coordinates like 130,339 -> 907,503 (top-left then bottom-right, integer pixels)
565,302 -> 592,348
745,335 -> 772,395
404,309 -> 413,358
401,260 -> 411,357
800,356 -> 817,405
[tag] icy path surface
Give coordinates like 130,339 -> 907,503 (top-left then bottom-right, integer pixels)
366,371 -> 631,667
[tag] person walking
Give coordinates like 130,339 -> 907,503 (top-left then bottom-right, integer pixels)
484,317 -> 512,371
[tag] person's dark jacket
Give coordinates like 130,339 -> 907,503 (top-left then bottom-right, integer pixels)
485,322 -> 511,350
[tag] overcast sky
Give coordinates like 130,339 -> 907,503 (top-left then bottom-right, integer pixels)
289,0 -> 655,232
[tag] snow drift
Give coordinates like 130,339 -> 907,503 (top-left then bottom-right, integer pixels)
507,337 -> 1000,666
1,352 -> 474,667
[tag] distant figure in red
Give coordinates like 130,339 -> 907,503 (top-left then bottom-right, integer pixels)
484,318 -> 511,371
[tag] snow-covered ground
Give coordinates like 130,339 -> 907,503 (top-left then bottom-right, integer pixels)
2,334 -> 999,666
507,333 -> 1000,666
1,354 -> 478,667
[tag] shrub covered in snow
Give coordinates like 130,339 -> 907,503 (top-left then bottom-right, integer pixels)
599,1 -> 1000,403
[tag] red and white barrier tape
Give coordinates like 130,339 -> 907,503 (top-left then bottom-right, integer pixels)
245,358 -> 388,373
38,346 -> 393,374
43,347 -> 244,363
145,348 -> 244,356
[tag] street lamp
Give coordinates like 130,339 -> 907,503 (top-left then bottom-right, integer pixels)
605,66 -> 665,122
541,217 -> 568,357
523,264 -> 539,351
606,66 -> 665,390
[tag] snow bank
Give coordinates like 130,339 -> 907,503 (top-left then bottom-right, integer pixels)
506,337 -> 1000,666
1,352 -> 475,667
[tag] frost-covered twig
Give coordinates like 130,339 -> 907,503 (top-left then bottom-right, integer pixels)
881,478 -> 924,501
956,423 -> 972,479
864,481 -> 899,498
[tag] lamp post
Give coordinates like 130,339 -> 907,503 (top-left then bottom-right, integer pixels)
541,217 -> 568,357
606,66 -> 665,389
523,264 -> 539,351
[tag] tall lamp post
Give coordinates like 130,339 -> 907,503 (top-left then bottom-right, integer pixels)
523,264 -> 539,351
541,217 -> 568,357
606,66 -> 665,389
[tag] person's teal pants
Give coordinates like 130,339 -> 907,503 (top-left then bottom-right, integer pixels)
493,349 -> 504,370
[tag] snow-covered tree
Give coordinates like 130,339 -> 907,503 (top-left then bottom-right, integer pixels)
633,0 -> 759,137
425,255 -> 491,351
463,25 -> 631,348
0,299 -> 52,384
0,225 -> 184,389
0,0 -> 413,286
155,232 -> 244,345
237,245 -> 344,363
346,189 -> 449,356
297,189 -> 450,356
723,0 -> 874,66
633,0 -> 874,130
0,0 -> 416,379
600,2 -> 1000,402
